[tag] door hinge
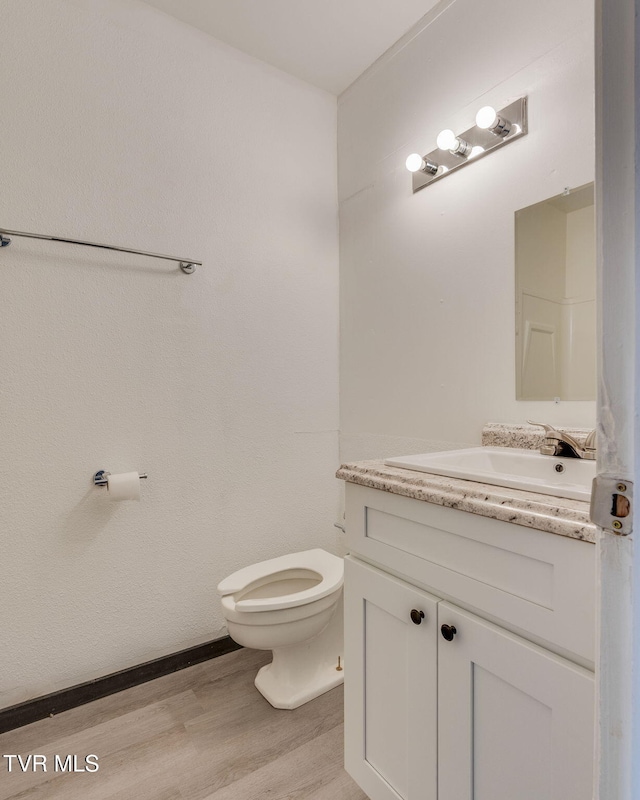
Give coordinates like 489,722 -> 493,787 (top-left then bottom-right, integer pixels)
590,476 -> 633,535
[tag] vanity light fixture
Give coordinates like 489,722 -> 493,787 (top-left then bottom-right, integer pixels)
407,96 -> 528,193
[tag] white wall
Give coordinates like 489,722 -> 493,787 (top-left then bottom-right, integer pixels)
338,0 -> 596,462
0,0 -> 339,708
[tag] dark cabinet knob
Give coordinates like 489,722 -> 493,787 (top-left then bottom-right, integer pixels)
410,609 -> 425,625
441,624 -> 457,641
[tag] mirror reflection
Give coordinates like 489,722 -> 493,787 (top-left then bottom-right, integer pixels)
515,183 -> 595,401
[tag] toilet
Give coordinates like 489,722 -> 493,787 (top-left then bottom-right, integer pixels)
217,549 -> 344,709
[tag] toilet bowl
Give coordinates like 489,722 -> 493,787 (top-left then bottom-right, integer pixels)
218,549 -> 344,709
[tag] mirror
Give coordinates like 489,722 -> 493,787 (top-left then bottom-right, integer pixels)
515,183 -> 595,401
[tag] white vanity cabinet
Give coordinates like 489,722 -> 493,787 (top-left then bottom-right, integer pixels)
343,482 -> 596,800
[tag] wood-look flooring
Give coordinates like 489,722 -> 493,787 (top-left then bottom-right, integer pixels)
0,648 -> 368,800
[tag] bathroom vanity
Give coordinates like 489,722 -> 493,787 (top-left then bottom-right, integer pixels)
337,452 -> 596,800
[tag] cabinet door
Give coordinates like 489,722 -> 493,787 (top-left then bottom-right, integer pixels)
438,602 -> 594,800
344,556 -> 439,800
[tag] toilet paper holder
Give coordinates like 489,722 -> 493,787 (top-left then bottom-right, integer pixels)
93,470 -> 148,487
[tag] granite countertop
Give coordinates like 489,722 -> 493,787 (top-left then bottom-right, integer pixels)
336,458 -> 596,544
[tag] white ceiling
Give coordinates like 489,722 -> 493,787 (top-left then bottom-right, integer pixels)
141,0 -> 440,95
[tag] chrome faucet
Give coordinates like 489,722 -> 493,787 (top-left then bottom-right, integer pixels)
527,421 -> 597,460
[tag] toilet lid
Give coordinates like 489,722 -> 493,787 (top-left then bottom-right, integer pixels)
217,549 -> 343,612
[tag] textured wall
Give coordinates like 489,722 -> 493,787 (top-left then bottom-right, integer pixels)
0,0 -> 339,708
338,0 -> 596,462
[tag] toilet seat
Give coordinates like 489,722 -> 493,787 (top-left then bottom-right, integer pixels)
217,549 -> 343,613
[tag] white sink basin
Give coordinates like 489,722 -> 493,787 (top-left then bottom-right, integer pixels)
384,446 -> 595,501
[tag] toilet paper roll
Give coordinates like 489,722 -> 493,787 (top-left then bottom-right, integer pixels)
107,471 -> 141,501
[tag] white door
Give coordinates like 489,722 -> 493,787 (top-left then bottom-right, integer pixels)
595,2 -> 640,798
344,556 -> 439,800
438,602 -> 594,800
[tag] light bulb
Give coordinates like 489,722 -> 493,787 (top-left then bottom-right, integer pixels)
405,153 -> 425,172
475,105 -> 512,137
475,106 -> 497,129
436,129 -> 458,151
405,153 -> 438,175
469,145 -> 485,159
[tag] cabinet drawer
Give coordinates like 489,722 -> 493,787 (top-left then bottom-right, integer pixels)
345,483 -> 595,664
